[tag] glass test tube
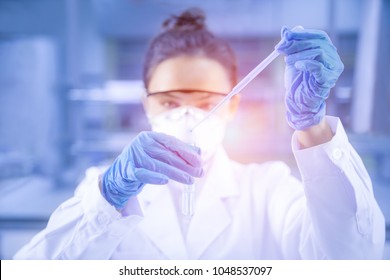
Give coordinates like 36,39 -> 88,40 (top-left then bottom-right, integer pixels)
182,128 -> 196,219
182,183 -> 195,218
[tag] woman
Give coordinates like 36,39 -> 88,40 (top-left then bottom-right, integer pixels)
14,8 -> 385,259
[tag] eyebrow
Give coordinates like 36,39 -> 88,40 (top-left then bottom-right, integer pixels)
146,89 -> 228,97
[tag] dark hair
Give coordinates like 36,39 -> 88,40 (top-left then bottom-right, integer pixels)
143,8 -> 237,89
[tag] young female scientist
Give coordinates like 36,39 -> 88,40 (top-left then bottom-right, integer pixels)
15,8 -> 385,260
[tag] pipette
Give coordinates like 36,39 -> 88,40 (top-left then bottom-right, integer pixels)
183,49 -> 281,218
190,49 -> 279,131
190,26 -> 303,132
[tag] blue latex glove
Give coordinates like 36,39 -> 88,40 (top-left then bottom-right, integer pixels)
276,27 -> 344,130
102,131 -> 203,209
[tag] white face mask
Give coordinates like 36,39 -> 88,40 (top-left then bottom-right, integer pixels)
148,106 -> 227,162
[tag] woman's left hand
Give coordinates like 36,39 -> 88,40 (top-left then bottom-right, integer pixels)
276,26 -> 344,131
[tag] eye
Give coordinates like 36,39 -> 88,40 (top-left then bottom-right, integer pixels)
198,102 -> 217,111
161,100 -> 180,109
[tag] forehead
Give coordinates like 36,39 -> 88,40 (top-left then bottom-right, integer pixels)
147,56 -> 232,93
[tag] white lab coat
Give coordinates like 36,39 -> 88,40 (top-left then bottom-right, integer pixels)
14,117 -> 385,259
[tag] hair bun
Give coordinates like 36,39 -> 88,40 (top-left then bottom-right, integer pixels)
163,8 -> 206,31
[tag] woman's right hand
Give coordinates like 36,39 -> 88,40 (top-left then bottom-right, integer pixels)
101,131 -> 204,209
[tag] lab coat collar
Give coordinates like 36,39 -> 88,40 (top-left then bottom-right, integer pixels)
138,147 -> 240,259
138,184 -> 188,259
186,147 -> 240,259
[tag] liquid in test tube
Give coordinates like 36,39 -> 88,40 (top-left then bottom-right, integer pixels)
182,183 -> 195,218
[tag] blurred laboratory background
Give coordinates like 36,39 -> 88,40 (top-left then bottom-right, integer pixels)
0,0 -> 389,259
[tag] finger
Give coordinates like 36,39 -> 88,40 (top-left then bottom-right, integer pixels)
279,25 -> 305,39
285,48 -> 341,72
146,158 -> 202,181
278,38 -> 335,56
285,72 -> 319,112
294,60 -> 340,88
132,168 -> 169,185
283,28 -> 329,41
144,143 -> 204,177
295,60 -> 325,83
277,27 -> 329,51
133,158 -> 196,184
147,132 -> 202,167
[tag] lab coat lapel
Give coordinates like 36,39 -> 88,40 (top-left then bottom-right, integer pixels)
138,185 -> 188,259
186,148 -> 239,259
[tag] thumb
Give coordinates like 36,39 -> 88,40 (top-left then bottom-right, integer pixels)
275,26 -> 291,52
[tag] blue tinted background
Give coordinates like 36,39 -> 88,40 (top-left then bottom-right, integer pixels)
0,0 -> 389,259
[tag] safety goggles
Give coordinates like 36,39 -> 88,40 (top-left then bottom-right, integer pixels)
144,89 -> 229,115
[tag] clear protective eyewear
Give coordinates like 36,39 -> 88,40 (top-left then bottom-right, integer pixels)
144,89 -> 229,116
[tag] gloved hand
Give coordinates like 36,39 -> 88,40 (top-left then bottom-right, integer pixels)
275,26 -> 344,130
101,131 -> 203,209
